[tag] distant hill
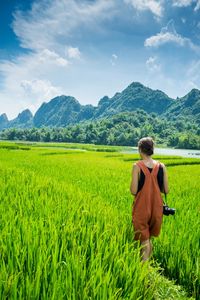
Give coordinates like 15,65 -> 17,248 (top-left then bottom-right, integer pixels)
92,82 -> 173,119
0,81 -> 200,130
163,89 -> 200,123
0,109 -> 33,130
0,113 -> 8,130
33,95 -> 95,127
9,109 -> 33,128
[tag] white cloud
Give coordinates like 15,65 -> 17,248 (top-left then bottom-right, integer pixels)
0,0 -> 119,119
12,0 -> 117,51
194,0 -> 200,10
0,50 -> 64,118
39,49 -> 69,66
181,17 -> 186,23
66,47 -> 81,59
20,79 -> 61,100
0,46 -> 70,118
186,59 -> 200,81
146,56 -> 161,72
172,0 -> 194,7
145,31 -> 183,47
124,0 -> 163,17
172,0 -> 200,10
110,54 -> 118,66
144,19 -> 200,52
112,54 -> 118,59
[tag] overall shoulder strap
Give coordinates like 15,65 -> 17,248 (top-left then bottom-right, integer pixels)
152,161 -> 160,176
136,161 -> 150,177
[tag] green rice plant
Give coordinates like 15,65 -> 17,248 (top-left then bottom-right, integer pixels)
0,166 -> 154,299
0,143 -> 198,299
152,164 -> 200,298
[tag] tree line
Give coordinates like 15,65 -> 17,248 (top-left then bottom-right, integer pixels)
0,110 -> 199,149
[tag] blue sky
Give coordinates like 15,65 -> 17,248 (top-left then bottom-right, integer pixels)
1,0 -> 200,119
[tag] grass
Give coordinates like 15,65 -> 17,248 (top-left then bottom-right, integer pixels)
0,141 -> 199,299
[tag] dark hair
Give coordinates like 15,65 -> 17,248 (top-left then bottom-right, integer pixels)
138,136 -> 154,156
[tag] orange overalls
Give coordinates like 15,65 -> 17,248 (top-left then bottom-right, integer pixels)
132,160 -> 163,242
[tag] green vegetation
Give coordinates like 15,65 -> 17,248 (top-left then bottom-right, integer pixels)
0,140 -> 130,152
1,110 -> 200,149
1,82 -> 200,152
0,141 -> 199,299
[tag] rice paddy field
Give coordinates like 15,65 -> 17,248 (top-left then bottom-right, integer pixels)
0,141 -> 199,299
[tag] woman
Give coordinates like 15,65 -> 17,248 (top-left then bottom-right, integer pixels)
130,136 -> 169,262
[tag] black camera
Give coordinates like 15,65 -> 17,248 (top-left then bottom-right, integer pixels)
163,204 -> 176,216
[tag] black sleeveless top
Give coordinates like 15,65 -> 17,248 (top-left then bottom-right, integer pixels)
137,164 -> 164,193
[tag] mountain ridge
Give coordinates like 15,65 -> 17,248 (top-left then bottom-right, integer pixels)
0,81 -> 199,130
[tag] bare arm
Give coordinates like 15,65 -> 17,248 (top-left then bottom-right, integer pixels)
161,163 -> 169,194
130,163 -> 139,196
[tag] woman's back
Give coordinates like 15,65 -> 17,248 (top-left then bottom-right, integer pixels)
137,164 -> 164,193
